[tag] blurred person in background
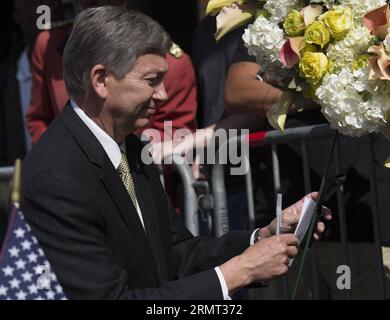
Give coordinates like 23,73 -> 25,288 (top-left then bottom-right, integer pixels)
26,0 -> 127,144
224,32 -> 390,299
1,0 -> 66,245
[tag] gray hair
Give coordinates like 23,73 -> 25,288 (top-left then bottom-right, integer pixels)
63,6 -> 171,98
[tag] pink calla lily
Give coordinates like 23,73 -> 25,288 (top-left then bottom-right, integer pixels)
368,44 -> 390,80
279,37 -> 305,67
363,5 -> 390,40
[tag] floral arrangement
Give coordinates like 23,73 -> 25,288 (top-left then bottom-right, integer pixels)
206,0 -> 390,167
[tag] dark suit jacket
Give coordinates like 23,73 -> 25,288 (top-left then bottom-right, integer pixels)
21,102 -> 252,299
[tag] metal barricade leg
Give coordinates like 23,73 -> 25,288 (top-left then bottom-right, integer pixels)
335,139 -> 352,300
211,161 -> 230,237
244,151 -> 256,231
301,140 -> 321,300
211,134 -> 250,237
271,144 -> 289,300
169,155 -> 200,236
367,135 -> 386,299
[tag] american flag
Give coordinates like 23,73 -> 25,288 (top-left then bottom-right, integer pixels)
0,204 -> 67,300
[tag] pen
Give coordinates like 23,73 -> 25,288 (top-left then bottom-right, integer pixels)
276,193 -> 283,236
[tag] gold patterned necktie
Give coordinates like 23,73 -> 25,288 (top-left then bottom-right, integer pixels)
118,152 -> 137,208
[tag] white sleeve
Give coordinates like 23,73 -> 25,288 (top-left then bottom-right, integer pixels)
250,228 -> 260,246
214,267 -> 232,300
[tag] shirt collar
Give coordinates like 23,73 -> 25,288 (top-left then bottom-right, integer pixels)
70,100 -> 122,169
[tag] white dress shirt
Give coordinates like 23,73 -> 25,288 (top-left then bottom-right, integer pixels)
70,100 -> 145,229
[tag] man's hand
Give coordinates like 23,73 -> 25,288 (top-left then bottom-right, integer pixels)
219,234 -> 299,293
264,192 -> 332,240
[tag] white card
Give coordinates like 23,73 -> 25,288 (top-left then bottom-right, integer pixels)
294,196 -> 317,244
289,197 -> 317,267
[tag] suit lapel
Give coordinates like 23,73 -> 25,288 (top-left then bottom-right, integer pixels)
125,136 -> 168,282
100,156 -> 149,248
61,103 -> 161,283
100,156 -> 162,284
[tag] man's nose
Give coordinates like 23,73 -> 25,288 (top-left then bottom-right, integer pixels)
153,82 -> 168,103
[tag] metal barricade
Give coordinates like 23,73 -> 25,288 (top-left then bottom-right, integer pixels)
0,167 -> 14,181
211,134 -> 255,237
210,124 -> 387,300
0,166 -> 15,225
164,155 -> 201,236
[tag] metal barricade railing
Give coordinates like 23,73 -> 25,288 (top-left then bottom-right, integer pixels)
211,134 -> 255,237
367,135 -> 387,299
164,155 -> 199,236
0,166 -> 15,224
210,124 -> 387,300
0,167 -> 14,181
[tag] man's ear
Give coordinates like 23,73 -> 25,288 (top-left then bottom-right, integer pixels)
90,64 -> 108,99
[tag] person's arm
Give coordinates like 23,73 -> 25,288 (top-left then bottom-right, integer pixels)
224,61 -> 283,116
149,112 -> 267,166
26,32 -> 55,144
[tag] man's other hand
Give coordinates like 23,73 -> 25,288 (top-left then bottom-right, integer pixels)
219,234 -> 299,293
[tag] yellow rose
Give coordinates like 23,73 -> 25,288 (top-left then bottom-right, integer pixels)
299,52 -> 329,84
300,43 -> 320,55
351,54 -> 369,71
304,21 -> 330,48
283,10 -> 305,37
320,7 -> 354,41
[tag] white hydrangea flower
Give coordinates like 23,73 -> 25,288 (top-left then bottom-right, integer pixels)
326,26 -> 373,71
243,15 -> 285,66
339,0 -> 387,20
263,0 -> 297,24
315,68 -> 389,137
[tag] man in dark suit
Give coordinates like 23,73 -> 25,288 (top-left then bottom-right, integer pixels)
21,6 -> 330,299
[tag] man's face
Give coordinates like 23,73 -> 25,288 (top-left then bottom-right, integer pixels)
104,54 -> 168,130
